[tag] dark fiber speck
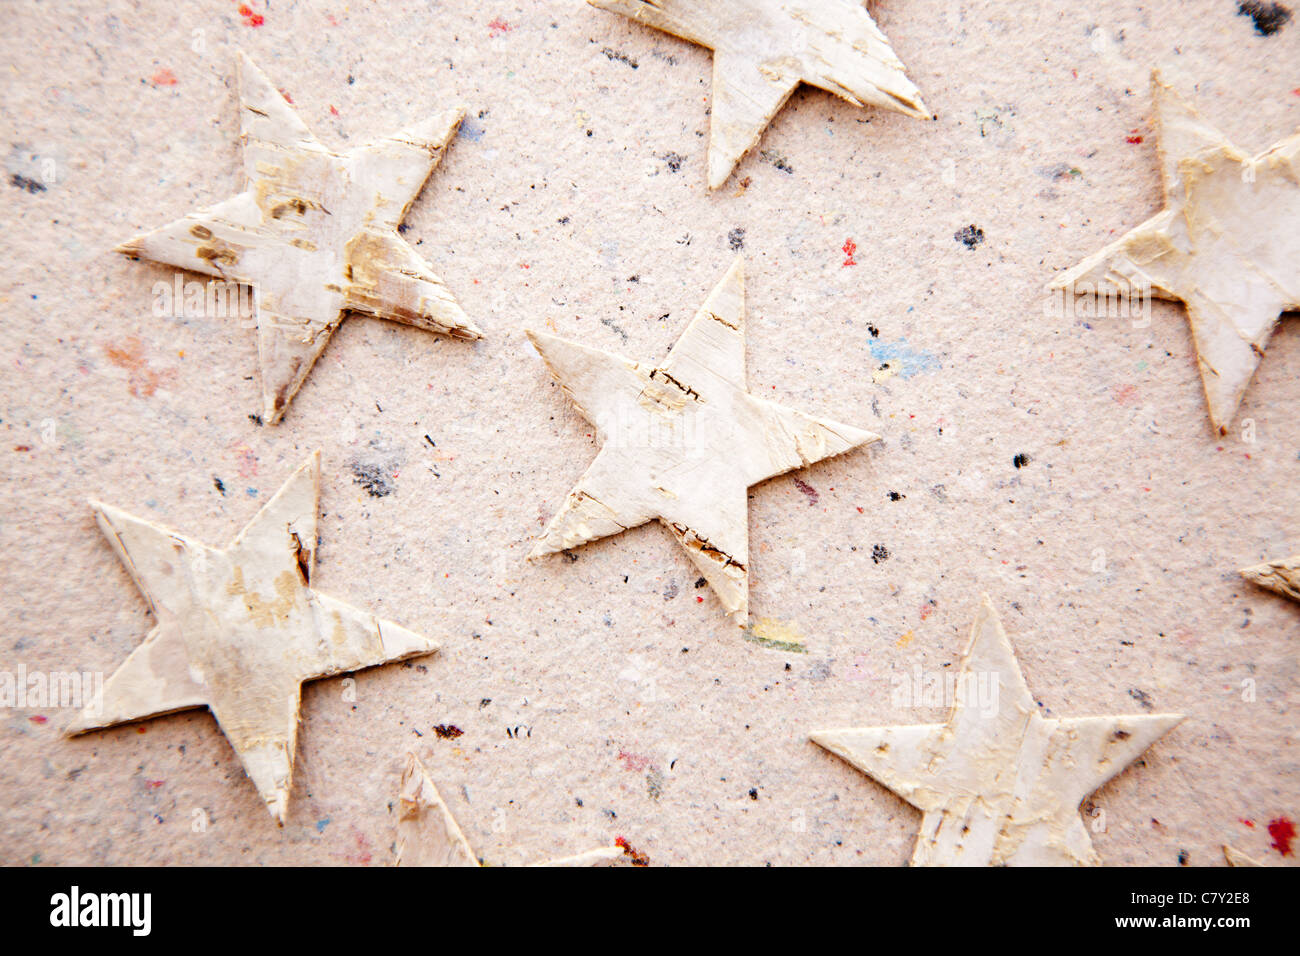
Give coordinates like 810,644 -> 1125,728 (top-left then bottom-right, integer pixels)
955,224 -> 985,249
351,461 -> 395,497
1237,1 -> 1292,35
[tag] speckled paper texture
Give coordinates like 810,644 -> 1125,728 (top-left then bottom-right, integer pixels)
1,1 -> 1297,866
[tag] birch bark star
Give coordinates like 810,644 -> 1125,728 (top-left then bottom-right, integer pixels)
526,257 -> 879,625
118,53 -> 481,424
590,0 -> 929,188
811,595 -> 1184,866
1051,70 -> 1300,435
395,753 -> 626,867
68,452 -> 440,825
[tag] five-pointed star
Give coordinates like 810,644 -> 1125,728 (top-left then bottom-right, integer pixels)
118,53 -> 481,424
810,596 -> 1184,866
1240,553 -> 1300,603
590,0 -> 928,188
395,753 -> 627,867
67,452 -> 439,824
525,257 -> 878,624
1050,70 -> 1300,435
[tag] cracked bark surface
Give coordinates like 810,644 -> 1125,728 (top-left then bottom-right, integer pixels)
526,257 -> 878,625
1240,553 -> 1300,602
810,595 -> 1184,866
590,0 -> 928,188
117,53 -> 481,424
1050,70 -> 1300,435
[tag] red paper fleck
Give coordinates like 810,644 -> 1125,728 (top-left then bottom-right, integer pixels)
238,4 -> 264,27
147,780 -> 165,789
278,88 -> 294,104
29,715 -> 47,725
1239,817 -> 1255,828
349,827 -> 373,864
841,238 -> 857,267
1268,816 -> 1295,856
1126,129 -> 1144,144
791,477 -> 819,506
1112,383 -> 1139,405
488,17 -> 512,37
151,67 -> 177,87
617,750 -> 651,773
329,104 -> 339,116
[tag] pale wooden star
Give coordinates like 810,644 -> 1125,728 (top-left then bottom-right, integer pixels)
811,596 -> 1184,866
1240,553 -> 1300,602
118,53 -> 482,424
590,0 -> 928,188
67,452 -> 439,825
1050,70 -> 1300,435
525,257 -> 879,624
395,753 -> 626,867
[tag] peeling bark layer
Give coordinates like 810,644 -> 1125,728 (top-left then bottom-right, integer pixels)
1240,554 -> 1300,602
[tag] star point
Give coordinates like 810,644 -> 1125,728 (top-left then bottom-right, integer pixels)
590,0 -> 928,188
395,753 -> 626,867
68,451 -> 440,825
1051,70 -> 1300,435
811,595 -> 1184,866
527,258 -> 878,624
118,54 -> 481,424
1240,553 -> 1300,603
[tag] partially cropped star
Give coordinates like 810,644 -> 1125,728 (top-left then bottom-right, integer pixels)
1051,70 -> 1299,435
526,257 -> 878,624
395,753 -> 627,867
590,0 -> 928,188
1240,553 -> 1300,603
811,595 -> 1184,866
67,452 -> 439,824
118,53 -> 481,424
1223,844 -> 1264,867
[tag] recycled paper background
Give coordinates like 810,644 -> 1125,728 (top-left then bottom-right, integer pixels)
1,0 -> 1296,865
